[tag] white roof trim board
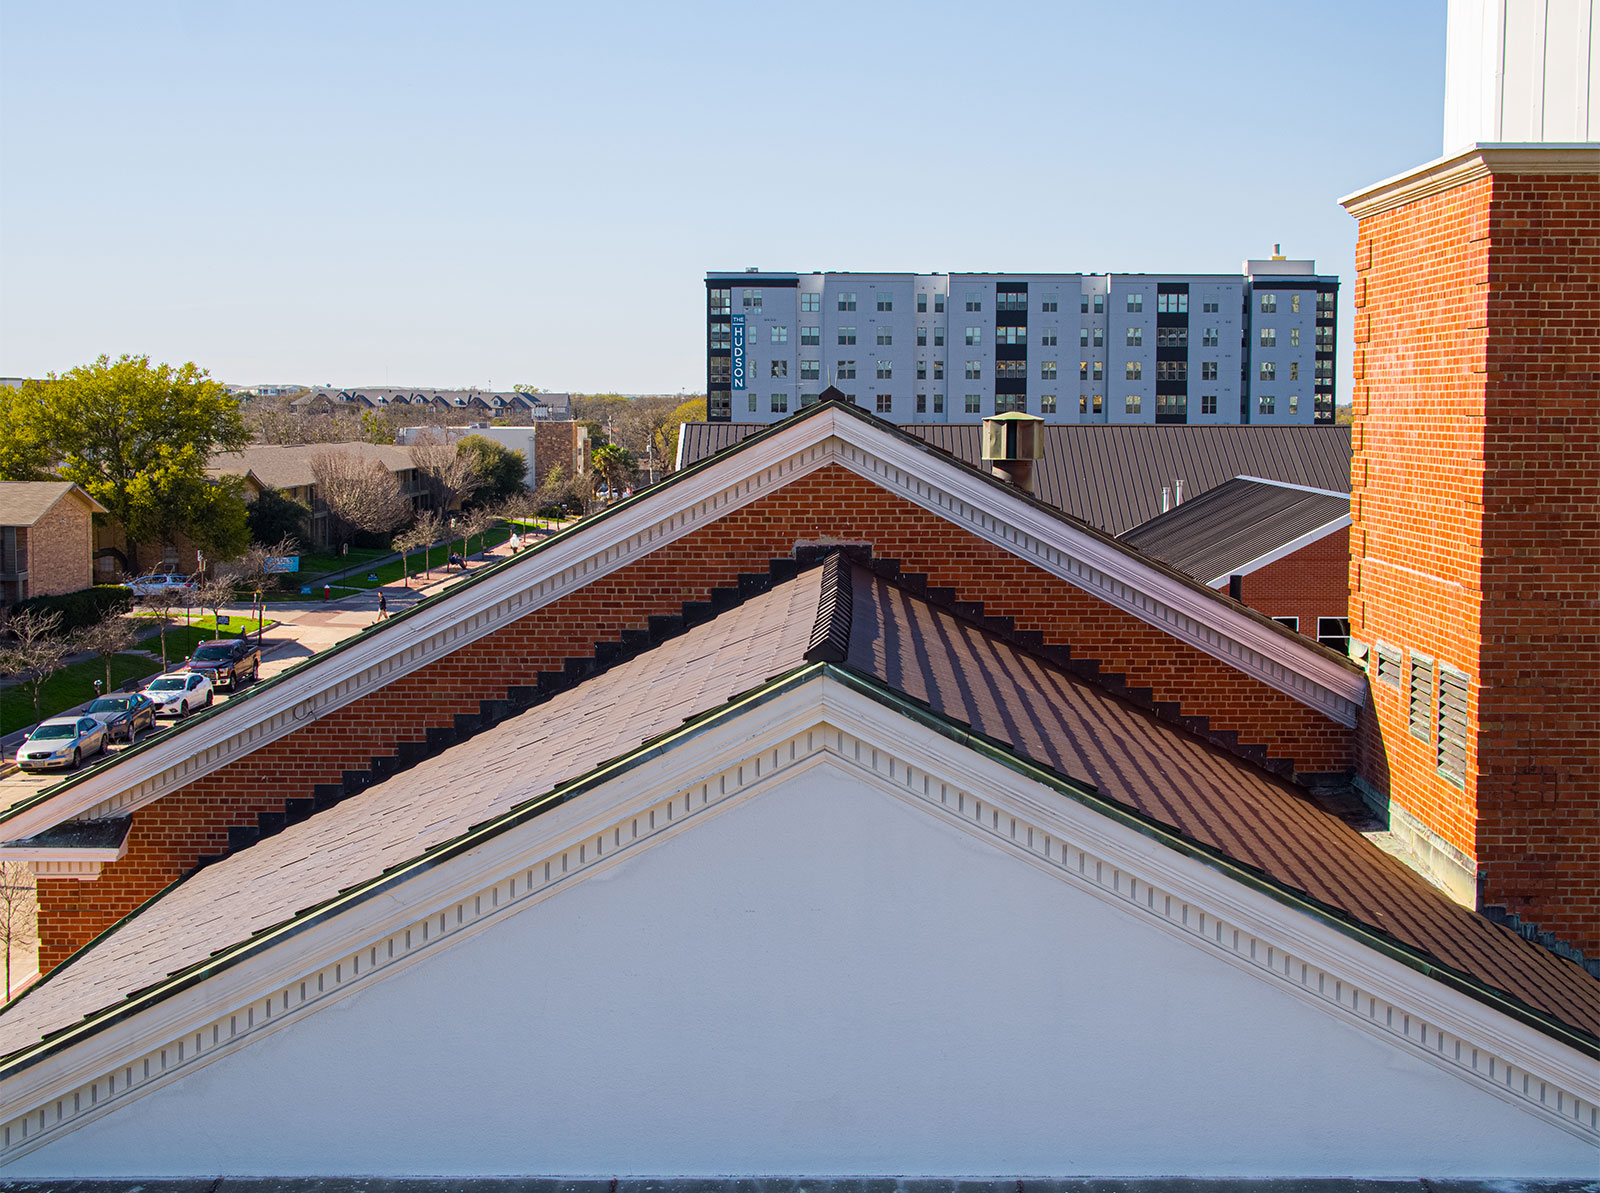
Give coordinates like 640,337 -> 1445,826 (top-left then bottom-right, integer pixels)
0,408 -> 1367,847
1,676 -> 1592,1166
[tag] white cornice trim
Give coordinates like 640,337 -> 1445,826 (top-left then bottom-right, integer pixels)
1204,516 -> 1353,588
0,409 -> 1363,844
1339,143 -> 1600,218
0,676 -> 1591,1165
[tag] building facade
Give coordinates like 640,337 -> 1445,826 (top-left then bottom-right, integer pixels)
705,260 -> 1337,426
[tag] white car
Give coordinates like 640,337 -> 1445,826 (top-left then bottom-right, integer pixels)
142,671 -> 214,717
126,573 -> 197,599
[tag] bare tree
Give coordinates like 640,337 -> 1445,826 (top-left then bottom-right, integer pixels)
74,614 -> 137,693
392,521 -> 431,587
410,435 -> 481,517
413,510 -> 444,577
194,575 -> 238,640
311,450 -> 413,546
0,861 -> 37,1002
3,609 -> 70,724
460,507 -> 497,559
136,585 -> 183,671
219,535 -> 301,600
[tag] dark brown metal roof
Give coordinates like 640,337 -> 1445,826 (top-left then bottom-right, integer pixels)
3,557 -> 1593,1063
1117,477 -> 1350,585
678,422 -> 1352,535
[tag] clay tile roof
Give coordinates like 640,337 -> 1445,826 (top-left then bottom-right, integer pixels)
0,482 -> 106,525
1117,476 -> 1350,585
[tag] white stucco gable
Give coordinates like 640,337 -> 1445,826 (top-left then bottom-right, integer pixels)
4,691 -> 1595,1178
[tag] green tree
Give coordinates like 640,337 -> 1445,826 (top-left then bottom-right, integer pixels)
0,382 -> 53,481
591,443 -> 637,500
247,488 -> 311,547
659,397 -> 707,471
11,356 -> 250,570
456,435 -> 527,505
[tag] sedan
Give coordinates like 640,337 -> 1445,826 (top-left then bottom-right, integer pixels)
16,717 -> 109,771
142,671 -> 214,717
83,693 -> 158,743
126,573 -> 197,599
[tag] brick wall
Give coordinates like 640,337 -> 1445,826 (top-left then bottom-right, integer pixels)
24,494 -> 95,597
36,464 -> 1356,971
1235,527 -> 1350,644
1349,164 -> 1599,954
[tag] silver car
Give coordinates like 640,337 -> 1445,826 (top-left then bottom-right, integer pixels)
16,716 -> 109,771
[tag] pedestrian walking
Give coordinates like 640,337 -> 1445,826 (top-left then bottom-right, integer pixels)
377,591 -> 388,622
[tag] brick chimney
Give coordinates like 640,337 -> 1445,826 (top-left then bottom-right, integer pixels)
1339,0 -> 1598,956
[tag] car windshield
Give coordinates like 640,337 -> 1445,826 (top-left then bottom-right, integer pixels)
148,678 -> 186,691
87,698 -> 132,713
191,645 -> 234,661
29,724 -> 77,740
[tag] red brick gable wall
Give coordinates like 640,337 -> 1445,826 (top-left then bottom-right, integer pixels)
36,464 -> 1355,972
1233,527 -> 1350,644
1350,166 -> 1600,954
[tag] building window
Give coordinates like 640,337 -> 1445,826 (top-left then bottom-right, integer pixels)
1093,362 -> 1103,381
1289,394 -> 1299,415
709,325 -> 731,351
1259,362 -> 1276,381
1273,616 -> 1300,632
771,361 -> 787,378
1258,394 -> 1276,415
1126,327 -> 1143,347
800,392 -> 820,407
1156,360 -> 1186,381
916,327 -> 927,347
1156,292 -> 1189,314
1318,617 -> 1350,654
877,362 -> 893,380
965,327 -> 981,346
801,360 -> 820,381
965,297 -> 982,312
1409,654 -> 1434,743
1092,394 -> 1103,413
838,360 -> 856,379
748,393 -> 758,413
1200,328 -> 1217,348
1290,328 -> 1301,347
801,293 -> 820,313
1126,293 -> 1143,312
1041,297 -> 1057,312
965,394 -> 981,413
1039,330 -> 1057,346
1080,361 -> 1089,380
877,294 -> 893,312
1081,295 -> 1090,313
933,361 -> 944,380
1156,327 -> 1187,348
1157,393 -> 1186,420
933,327 -> 945,347
1291,294 -> 1301,314
710,358 -> 731,384
933,393 -> 945,413
1125,362 -> 1142,381
743,290 -> 762,311
996,325 -> 1026,345
917,293 -> 928,313
1125,394 -> 1141,414
934,294 -> 945,313
801,326 -> 819,346
1438,666 -> 1468,786
877,328 -> 893,346
876,393 -> 892,413
709,288 -> 731,315
916,393 -> 927,413
995,360 -> 1026,378
1289,361 -> 1299,381
916,362 -> 927,381
995,394 -> 1026,413
1093,328 -> 1104,348
1259,327 -> 1276,348
1094,294 -> 1105,313
1201,394 -> 1218,415
965,361 -> 982,380
1203,299 -> 1219,313
1260,293 -> 1277,314
838,327 -> 856,345
838,292 -> 857,311
1375,644 -> 1402,688
1200,361 -> 1218,381
1041,393 -> 1057,414
1080,328 -> 1090,348
771,326 -> 788,344
1040,360 -> 1057,380
1317,291 -> 1336,315
996,291 -> 1027,312
771,394 -> 788,413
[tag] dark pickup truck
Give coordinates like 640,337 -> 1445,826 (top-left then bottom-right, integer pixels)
183,638 -> 262,691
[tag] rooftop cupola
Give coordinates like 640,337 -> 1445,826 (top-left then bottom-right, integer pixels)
980,411 -> 1045,495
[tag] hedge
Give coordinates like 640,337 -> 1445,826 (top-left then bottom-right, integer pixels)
6,585 -> 134,633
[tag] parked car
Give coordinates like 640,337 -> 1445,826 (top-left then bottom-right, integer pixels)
182,638 -> 261,690
82,693 -> 158,743
126,573 -> 197,599
142,671 -> 214,717
15,716 -> 109,771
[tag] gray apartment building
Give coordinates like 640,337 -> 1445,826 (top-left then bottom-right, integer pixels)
705,256 -> 1336,425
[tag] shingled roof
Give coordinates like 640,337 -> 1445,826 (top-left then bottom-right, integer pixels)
677,421 -> 1352,535
4,555 -> 1593,1066
1117,476 -> 1350,586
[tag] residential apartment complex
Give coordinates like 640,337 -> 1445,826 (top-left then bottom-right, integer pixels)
706,258 -> 1337,425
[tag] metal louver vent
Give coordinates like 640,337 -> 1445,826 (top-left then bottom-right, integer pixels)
1408,654 -> 1434,743
1438,666 -> 1469,787
1376,644 -> 1402,689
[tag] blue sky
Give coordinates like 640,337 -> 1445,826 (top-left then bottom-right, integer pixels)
0,1 -> 1447,397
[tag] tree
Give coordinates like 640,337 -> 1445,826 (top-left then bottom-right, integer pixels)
591,443 -> 638,500
74,613 -> 137,694
219,535 -> 301,597
193,576 -> 238,640
659,397 -> 707,472
0,382 -> 52,481
2,609 -> 70,724
246,488 -> 310,547
460,507 -> 497,558
392,521 -> 431,587
311,451 -> 413,546
533,465 -> 587,519
0,861 -> 37,1001
135,584 -> 184,671
410,436 -> 481,515
6,356 -> 250,570
412,510 -> 444,576
456,435 -> 526,506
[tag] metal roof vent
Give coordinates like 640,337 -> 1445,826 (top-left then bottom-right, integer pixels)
981,411 -> 1045,495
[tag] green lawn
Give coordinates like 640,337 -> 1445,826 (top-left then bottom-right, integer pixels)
292,545 -> 391,580
263,528 -> 513,601
1,652 -> 162,738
